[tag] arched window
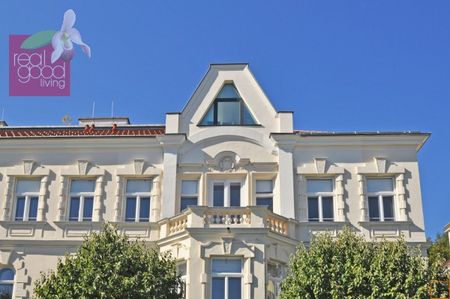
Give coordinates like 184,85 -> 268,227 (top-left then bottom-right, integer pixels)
0,268 -> 14,299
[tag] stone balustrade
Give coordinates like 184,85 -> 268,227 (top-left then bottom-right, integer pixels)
168,214 -> 188,235
203,207 -> 251,225
159,206 -> 293,238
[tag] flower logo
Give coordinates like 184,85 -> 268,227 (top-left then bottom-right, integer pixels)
20,9 -> 91,64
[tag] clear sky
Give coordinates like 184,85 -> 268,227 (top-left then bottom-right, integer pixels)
1,1 -> 449,238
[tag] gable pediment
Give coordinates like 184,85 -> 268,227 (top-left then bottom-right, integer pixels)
178,64 -> 280,135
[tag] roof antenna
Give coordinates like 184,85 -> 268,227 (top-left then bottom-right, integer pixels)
111,101 -> 114,118
91,101 -> 96,118
1,108 -> 4,121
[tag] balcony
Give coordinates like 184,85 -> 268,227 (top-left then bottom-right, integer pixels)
160,206 -> 296,239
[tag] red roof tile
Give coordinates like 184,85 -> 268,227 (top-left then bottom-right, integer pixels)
0,126 -> 165,139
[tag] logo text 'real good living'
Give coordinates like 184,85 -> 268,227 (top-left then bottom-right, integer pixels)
9,35 -> 71,96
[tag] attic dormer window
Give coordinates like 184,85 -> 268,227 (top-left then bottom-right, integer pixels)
200,84 -> 257,126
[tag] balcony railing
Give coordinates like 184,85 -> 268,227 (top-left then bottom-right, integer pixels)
160,206 -> 294,238
203,207 -> 251,225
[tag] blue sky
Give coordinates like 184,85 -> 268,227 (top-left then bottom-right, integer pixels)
1,1 -> 449,238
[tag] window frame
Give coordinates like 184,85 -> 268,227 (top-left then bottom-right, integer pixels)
198,83 -> 259,127
255,179 -> 274,211
68,179 -> 96,222
209,179 -> 243,208
210,258 -> 243,299
124,178 -> 153,222
14,179 -> 40,222
180,179 -> 199,212
366,177 -> 396,222
0,268 -> 15,298
306,178 -> 335,222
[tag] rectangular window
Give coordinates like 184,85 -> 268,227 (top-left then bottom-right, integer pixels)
367,178 -> 395,222
307,197 -> 319,221
82,197 -> 94,221
15,197 -> 25,221
69,179 -> 96,222
125,197 -> 137,222
307,179 -> 334,222
322,196 -> 334,221
211,259 -> 242,299
139,197 -> 150,222
0,268 -> 14,299
213,184 -> 225,207
69,197 -> 80,221
14,179 -> 40,221
211,181 -> 242,207
383,196 -> 394,221
125,179 -> 152,222
180,180 -> 198,212
256,180 -> 273,211
229,183 -> 241,207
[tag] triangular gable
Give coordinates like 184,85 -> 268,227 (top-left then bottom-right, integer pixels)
179,64 -> 280,134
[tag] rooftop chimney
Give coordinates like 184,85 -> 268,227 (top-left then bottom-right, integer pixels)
78,117 -> 130,126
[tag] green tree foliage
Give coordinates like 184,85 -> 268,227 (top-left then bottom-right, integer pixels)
33,224 -> 182,299
428,232 -> 450,266
280,228 -> 447,299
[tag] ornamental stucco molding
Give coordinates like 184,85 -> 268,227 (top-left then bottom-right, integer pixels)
200,239 -> 255,258
296,158 -> 346,222
356,157 -> 405,175
356,157 -> 408,222
56,161 -> 106,222
113,161 -> 162,222
1,162 -> 51,221
205,151 -> 251,172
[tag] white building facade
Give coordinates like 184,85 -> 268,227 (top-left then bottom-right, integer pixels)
0,64 -> 429,299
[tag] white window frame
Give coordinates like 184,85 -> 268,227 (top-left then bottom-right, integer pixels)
255,179 -> 274,209
68,179 -> 95,222
367,177 -> 396,222
211,258 -> 243,299
209,179 -> 244,207
180,179 -> 199,212
0,268 -> 14,298
124,178 -> 152,222
14,179 -> 40,222
306,178 -> 335,222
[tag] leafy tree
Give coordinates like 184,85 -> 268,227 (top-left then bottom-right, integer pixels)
34,224 -> 182,299
428,232 -> 450,266
280,228 -> 447,299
